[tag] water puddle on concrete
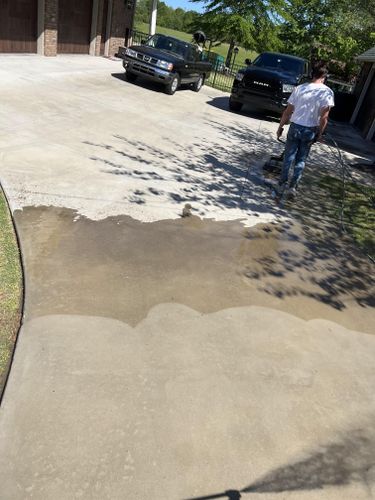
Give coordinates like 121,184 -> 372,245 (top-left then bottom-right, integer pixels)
15,205 -> 374,333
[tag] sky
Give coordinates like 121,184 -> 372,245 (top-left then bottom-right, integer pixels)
164,0 -> 205,12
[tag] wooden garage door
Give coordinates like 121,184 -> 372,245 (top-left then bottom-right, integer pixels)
0,0 -> 37,53
58,0 -> 93,54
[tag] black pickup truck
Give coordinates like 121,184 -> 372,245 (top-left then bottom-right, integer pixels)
117,34 -> 212,95
230,52 -> 310,114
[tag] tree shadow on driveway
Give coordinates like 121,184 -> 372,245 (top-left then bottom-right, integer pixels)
85,122 -> 284,217
185,422 -> 375,499
84,115 -> 375,316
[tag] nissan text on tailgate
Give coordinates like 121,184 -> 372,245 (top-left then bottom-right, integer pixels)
230,52 -> 309,114
117,34 -> 212,95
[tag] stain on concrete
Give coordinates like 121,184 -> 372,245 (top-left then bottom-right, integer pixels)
15,205 -> 374,333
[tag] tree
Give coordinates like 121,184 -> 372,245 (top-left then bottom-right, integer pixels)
279,0 -> 375,78
190,0 -> 284,65
134,0 -> 200,35
134,0 -> 151,25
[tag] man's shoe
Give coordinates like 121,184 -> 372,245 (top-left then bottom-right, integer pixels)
288,186 -> 297,198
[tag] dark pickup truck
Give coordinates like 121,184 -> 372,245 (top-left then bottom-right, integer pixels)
230,52 -> 310,114
117,34 -> 212,95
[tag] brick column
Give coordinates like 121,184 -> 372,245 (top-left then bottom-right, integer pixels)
44,0 -> 58,56
108,0 -> 135,56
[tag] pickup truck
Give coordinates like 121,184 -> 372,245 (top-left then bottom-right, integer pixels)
229,52 -> 310,114
117,34 -> 212,95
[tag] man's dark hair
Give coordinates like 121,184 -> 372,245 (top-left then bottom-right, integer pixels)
311,63 -> 329,80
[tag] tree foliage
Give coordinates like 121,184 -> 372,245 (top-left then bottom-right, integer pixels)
280,0 -> 375,77
134,0 -> 375,78
190,0 -> 283,64
135,0 -> 199,33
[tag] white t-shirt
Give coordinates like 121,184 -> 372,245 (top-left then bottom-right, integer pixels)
288,82 -> 335,127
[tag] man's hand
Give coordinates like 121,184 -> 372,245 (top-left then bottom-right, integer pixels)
277,104 -> 294,140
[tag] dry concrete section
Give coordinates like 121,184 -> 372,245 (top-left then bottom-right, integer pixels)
0,56 -> 374,500
0,55 -> 280,226
1,310 -> 375,500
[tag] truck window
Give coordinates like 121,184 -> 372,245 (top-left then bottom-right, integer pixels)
144,34 -> 189,59
253,53 -> 304,75
187,47 -> 200,62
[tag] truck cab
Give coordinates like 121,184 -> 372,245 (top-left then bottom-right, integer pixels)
230,52 -> 309,114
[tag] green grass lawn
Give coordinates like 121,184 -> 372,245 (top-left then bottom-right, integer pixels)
135,22 -> 257,66
0,188 -> 22,395
319,175 -> 375,259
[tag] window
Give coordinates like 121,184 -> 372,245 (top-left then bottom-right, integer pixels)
145,35 -> 189,59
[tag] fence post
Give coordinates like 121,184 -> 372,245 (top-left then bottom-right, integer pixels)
212,63 -> 218,88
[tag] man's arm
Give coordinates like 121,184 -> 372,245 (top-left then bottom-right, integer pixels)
317,106 -> 331,141
277,104 -> 294,139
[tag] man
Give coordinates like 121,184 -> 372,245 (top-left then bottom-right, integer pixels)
275,63 -> 335,197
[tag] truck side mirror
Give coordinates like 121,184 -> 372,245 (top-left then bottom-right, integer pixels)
141,39 -> 146,45
245,58 -> 252,66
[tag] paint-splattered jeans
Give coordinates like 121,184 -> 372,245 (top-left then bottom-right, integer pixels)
280,122 -> 318,188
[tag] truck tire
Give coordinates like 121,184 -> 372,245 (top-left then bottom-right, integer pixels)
192,74 -> 204,92
165,74 -> 180,95
229,97 -> 243,112
126,71 -> 137,83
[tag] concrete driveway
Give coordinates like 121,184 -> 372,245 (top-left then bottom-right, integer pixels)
0,55 -> 374,500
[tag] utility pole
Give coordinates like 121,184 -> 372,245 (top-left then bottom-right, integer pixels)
149,0 -> 158,36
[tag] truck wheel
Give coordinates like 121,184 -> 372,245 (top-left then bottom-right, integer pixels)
229,97 -> 243,112
165,74 -> 180,95
192,74 -> 204,92
126,71 -> 137,83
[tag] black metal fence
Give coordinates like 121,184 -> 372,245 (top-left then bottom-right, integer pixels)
205,62 -> 245,93
125,28 -> 148,47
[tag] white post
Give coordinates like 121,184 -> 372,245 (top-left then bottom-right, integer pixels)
149,0 -> 158,36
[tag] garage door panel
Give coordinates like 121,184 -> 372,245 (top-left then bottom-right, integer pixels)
58,0 -> 93,54
0,0 -> 37,53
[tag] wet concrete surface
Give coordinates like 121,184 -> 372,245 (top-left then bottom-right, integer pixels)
16,205 -> 374,334
1,56 -> 375,500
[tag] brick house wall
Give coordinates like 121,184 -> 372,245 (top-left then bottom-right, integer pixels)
109,0 -> 136,56
42,0 -> 135,57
